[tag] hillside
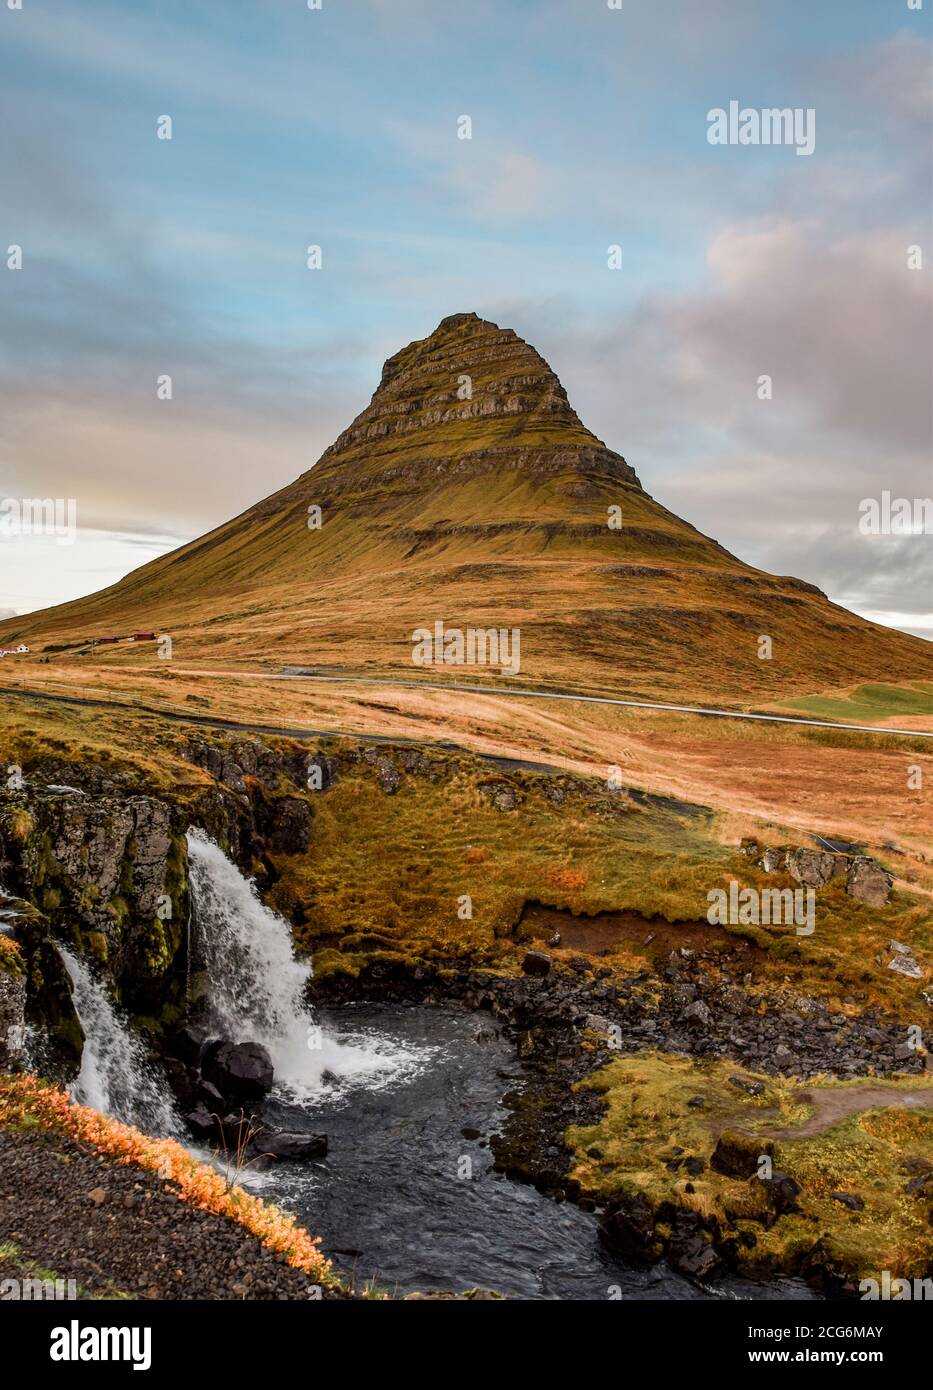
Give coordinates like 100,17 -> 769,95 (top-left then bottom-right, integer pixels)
3,312 -> 930,703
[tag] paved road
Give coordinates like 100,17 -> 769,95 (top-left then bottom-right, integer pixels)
4,669 -> 931,741
205,668 -> 933,740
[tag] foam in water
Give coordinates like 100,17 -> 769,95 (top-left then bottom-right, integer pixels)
186,829 -> 430,1106
60,946 -> 181,1137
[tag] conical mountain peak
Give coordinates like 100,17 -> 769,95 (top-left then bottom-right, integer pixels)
311,313 -> 640,493
5,312 -> 929,708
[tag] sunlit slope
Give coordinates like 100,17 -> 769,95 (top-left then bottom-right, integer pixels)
5,313 -> 930,703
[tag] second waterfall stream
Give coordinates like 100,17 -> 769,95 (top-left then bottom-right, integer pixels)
185,828 -> 427,1107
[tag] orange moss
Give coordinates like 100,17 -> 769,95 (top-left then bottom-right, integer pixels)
545,867 -> 588,892
0,1075 -> 332,1282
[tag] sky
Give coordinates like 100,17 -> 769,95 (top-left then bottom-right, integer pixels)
1,0 -> 931,637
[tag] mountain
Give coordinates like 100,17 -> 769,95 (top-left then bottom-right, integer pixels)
5,312 -> 930,703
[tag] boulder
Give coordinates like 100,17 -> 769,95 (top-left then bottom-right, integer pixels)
521,950 -> 551,977
667,1225 -> 722,1280
201,1039 -> 274,1103
0,965 -> 26,1068
478,781 -> 522,812
846,857 -> 892,907
251,1131 -> 328,1163
763,1171 -> 801,1215
599,1192 -> 656,1256
784,848 -> 845,889
888,954 -> 923,980
830,1191 -> 864,1211
683,999 -> 711,1028
184,1103 -> 217,1138
169,1023 -> 209,1066
710,1129 -> 772,1179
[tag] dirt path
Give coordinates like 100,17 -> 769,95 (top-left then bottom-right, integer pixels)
766,1083 -> 933,1140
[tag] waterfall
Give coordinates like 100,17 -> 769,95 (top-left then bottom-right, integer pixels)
60,946 -> 181,1137
186,829 -> 428,1106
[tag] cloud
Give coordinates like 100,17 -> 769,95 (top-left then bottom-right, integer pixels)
511,213 -> 932,634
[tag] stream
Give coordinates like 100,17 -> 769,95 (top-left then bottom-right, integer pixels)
257,1001 -> 814,1301
57,833 -> 815,1302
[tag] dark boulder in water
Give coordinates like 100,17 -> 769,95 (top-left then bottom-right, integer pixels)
250,1131 -> 328,1164
201,1039 -> 274,1104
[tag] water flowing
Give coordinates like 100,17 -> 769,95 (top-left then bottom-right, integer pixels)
60,945 -> 181,1137
186,829 -> 429,1105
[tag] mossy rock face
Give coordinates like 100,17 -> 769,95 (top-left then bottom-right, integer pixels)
311,948 -> 362,983
0,787 -> 189,1017
83,931 -> 109,963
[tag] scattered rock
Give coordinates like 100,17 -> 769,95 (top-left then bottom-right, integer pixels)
728,1074 -> 765,1096
683,1000 -> 711,1028
830,1191 -> 864,1211
888,955 -> 923,980
478,781 -> 522,812
521,950 -> 551,977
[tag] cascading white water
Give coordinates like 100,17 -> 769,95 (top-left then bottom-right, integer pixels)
60,946 -> 181,1137
186,829 -> 429,1105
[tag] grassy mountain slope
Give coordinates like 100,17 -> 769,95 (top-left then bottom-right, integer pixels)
4,313 -> 930,704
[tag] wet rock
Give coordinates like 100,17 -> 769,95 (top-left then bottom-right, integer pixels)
0,965 -> 26,1068
251,1131 -> 327,1163
169,1023 -> 209,1066
201,1040 -> 274,1104
667,1225 -> 722,1280
599,1192 -> 656,1256
184,1103 -> 220,1138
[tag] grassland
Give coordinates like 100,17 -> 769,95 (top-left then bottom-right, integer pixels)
2,692 -> 930,1017
568,1053 -> 933,1282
